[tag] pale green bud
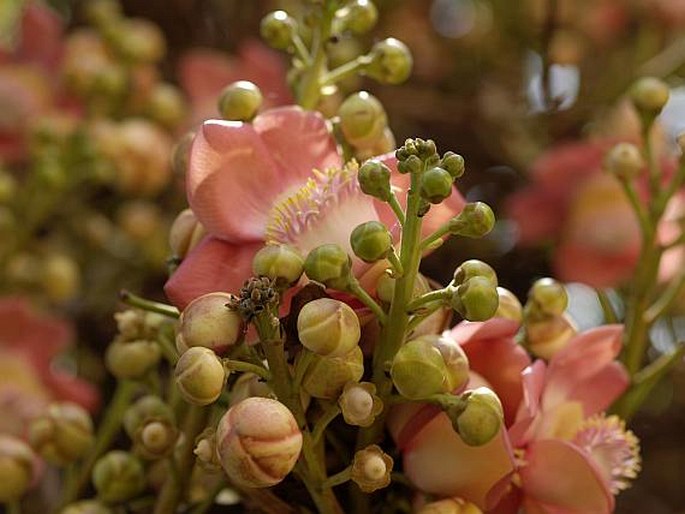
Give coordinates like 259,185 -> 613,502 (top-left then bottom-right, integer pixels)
61,500 -> 113,514
169,208 -> 206,259
350,221 -> 392,262
252,244 -> 304,286
428,334 -> 470,392
260,11 -> 297,50
441,151 -> 465,179
146,83 -> 186,129
108,19 -> 166,63
338,91 -> 387,149
175,347 -> 226,406
0,435 -> 36,502
452,259 -> 498,287
29,403 -> 94,466
123,396 -> 177,460
218,81 -> 263,121
85,0 -> 121,27
420,167 -> 453,204
302,347 -> 364,399
391,338 -> 449,399
527,278 -> 567,317
336,0 -> 378,34
448,202 -> 495,238
451,276 -> 499,321
630,77 -> 669,116
455,388 -> 503,446
365,38 -> 413,84
358,160 -> 392,201
495,287 -> 523,323
105,339 -> 161,379
525,314 -> 577,360
604,143 -> 644,180
396,154 -> 422,174
297,298 -> 361,357
0,171 -> 17,203
177,292 -> 243,355
92,451 -> 145,503
350,445 -> 393,493
304,244 -> 353,290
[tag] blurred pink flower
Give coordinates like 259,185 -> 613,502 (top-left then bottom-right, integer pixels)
0,297 -> 99,437
165,106 -> 465,308
178,41 -> 293,126
390,320 -> 636,513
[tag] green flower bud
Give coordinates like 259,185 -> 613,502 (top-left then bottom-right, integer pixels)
216,398 -> 302,488
355,127 -> 396,161
336,0 -> 378,34
441,151 -> 465,179
302,347 -> 364,399
350,221 -> 392,262
417,497 -> 483,514
105,339 -> 161,379
448,202 -> 495,238
452,259 -> 498,287
42,253 -> 80,303
92,451 -> 145,503
396,154 -> 422,174
123,396 -> 173,438
123,396 -> 177,460
252,244 -> 304,287
260,11 -> 297,51
526,278 -> 568,317
350,445 -> 393,493
395,138 -> 419,161
304,244 -> 353,290
365,38 -> 413,84
451,276 -> 499,321
391,338 -> 449,399
29,403 -> 94,466
604,143 -> 644,180
427,334 -> 470,392
338,382 -> 383,427
61,500 -> 113,514
218,81 -> 263,122
630,77 -> 669,116
417,139 -> 438,161
169,208 -> 206,260
338,91 -> 387,149
108,19 -> 166,63
175,347 -> 227,406
525,314 -> 577,360
85,0 -> 121,27
297,298 -> 361,357
358,160 -> 392,201
495,287 -> 523,323
177,292 -> 243,355
455,388 -> 503,446
420,167 -> 453,204
0,435 -> 36,502
146,83 -> 186,129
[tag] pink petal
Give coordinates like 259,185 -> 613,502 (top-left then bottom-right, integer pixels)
509,360 -> 546,447
520,439 -> 614,514
559,362 -> 629,417
505,190 -> 564,245
17,3 -> 64,70
46,373 -> 100,413
553,241 -> 638,288
237,41 -> 293,107
164,236 -> 263,309
178,48 -> 239,106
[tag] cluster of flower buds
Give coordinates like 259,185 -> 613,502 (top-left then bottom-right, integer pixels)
450,260 -> 499,321
28,402 -> 95,466
106,309 -> 165,380
123,395 -> 178,459
91,450 -> 145,503
0,435 -> 38,502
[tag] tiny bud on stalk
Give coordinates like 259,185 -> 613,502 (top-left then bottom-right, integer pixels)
175,347 -> 227,406
338,91 -> 387,149
630,77 -> 669,116
252,244 -> 304,286
350,221 -> 393,262
304,244 -> 353,289
177,292 -> 243,354
448,202 -> 495,238
297,298 -> 361,357
605,143 -> 644,180
365,38 -> 413,85
261,11 -> 297,51
351,445 -> 393,492
358,160 -> 392,201
0,435 -> 37,502
218,81 -> 263,121
92,451 -> 145,503
454,388 -> 503,446
29,402 -> 95,466
302,347 -> 364,399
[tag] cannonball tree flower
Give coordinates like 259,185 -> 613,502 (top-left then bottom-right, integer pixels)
164,106 -> 465,308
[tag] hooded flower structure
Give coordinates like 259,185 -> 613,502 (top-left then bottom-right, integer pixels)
165,106 -> 465,308
390,318 -> 637,514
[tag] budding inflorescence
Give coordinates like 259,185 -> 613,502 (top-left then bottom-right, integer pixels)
227,276 -> 280,322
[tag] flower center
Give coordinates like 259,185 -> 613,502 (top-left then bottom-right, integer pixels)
572,414 -> 641,494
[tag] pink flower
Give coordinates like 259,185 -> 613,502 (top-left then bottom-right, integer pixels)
390,320 -> 636,513
165,106 -> 465,308
178,41 -> 293,126
0,297 -> 99,436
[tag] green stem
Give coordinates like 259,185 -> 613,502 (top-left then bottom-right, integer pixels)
119,290 -> 180,319
292,34 -> 312,65
618,180 -> 650,235
223,359 -> 271,381
406,289 -> 451,312
312,404 -> 341,444
293,349 -> 315,391
645,268 -> 685,324
322,466 -> 352,489
322,57 -> 368,86
419,222 -> 451,252
642,120 -> 661,200
157,331 -> 179,365
6,500 -> 21,514
405,301 -> 447,333
386,248 -> 404,276
595,289 -> 619,324
388,195 -> 406,226
348,279 -> 387,324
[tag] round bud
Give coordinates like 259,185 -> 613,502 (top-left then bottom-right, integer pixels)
29,403 -> 94,466
420,167 -> 454,204
85,0 -> 121,27
106,339 -> 161,379
397,154 -> 422,174
350,445 -> 393,493
146,83 -> 186,129
42,253 -> 80,303
260,11 -> 297,50
218,81 -> 263,121
0,435 -> 36,502
175,347 -> 226,406
391,338 -> 449,399
338,91 -> 387,149
495,287 -> 523,323
194,432 -> 221,472
428,334 -> 470,392
124,396 -> 173,436
216,398 -> 302,488
169,209 -> 206,260
92,451 -> 145,503
177,292 -> 243,355
304,244 -> 353,290
441,152 -> 465,179
297,298 -> 361,357
252,244 -> 304,286
358,160 -> 392,201
302,347 -> 364,399
417,498 -> 483,514
61,500 -> 113,514
110,19 -> 166,63
448,202 -> 495,238
451,276 -> 499,321
452,259 -> 498,287
336,0 -> 378,34
630,77 -> 669,115
525,314 -> 577,360
417,139 -> 438,161
350,221 -> 392,262
365,38 -> 413,84
527,278 -> 568,317
605,143 -> 644,180
123,396 -> 177,460
338,382 -> 383,427
456,388 -> 503,446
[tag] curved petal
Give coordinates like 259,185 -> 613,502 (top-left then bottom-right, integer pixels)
560,362 -> 629,417
164,237 -> 263,309
520,439 -> 614,514
509,360 -> 546,446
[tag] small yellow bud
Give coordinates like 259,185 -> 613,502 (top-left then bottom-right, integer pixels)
351,445 -> 393,492
630,77 -> 669,115
525,314 -> 577,360
42,253 -> 80,303
338,91 -> 387,149
605,143 -> 644,180
456,388 -> 503,447
61,500 -> 113,514
218,81 -> 263,121
92,451 -> 145,503
252,244 -> 304,286
495,287 -> 523,323
0,435 -> 36,502
106,339 -> 161,379
29,403 -> 94,466
169,208 -> 206,259
177,292 -> 243,355
175,347 -> 227,406
297,298 -> 361,357
338,382 -> 383,427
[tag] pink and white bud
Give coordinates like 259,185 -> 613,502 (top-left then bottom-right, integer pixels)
177,292 -> 243,355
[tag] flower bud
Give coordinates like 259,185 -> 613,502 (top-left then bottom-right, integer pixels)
169,209 -> 206,260
85,0 -> 121,27
365,38 -> 412,84
218,81 -> 263,121
441,152 -> 465,179
92,451 -> 145,503
355,127 -> 396,161
336,0 -> 378,34
0,435 -> 36,502
630,77 -> 669,116
452,259 -> 497,288
177,292 -> 243,355
302,346 -> 364,399
420,167 -> 454,204
451,276 -> 499,321
350,221 -> 392,262
338,91 -> 387,149
297,298 -> 361,357
358,160 -> 392,201
260,11 -> 297,51
252,244 -> 304,286
109,19 -> 166,63
106,339 -> 161,379
495,287 -> 523,323
455,388 -> 503,446
448,202 -> 495,238
61,500 -> 113,514
230,372 -> 273,406
430,334 -> 470,392
124,396 -> 177,460
304,244 -> 353,290
397,154 -> 422,174
417,498 -> 483,514
338,382 -> 383,427
525,314 -> 577,360
351,445 -> 393,492
175,347 -> 227,406
42,253 -> 80,303
194,431 -> 221,472
146,83 -> 186,129
216,398 -> 302,488
526,278 -> 568,317
605,143 -> 644,180
29,403 -> 94,466
391,338 -> 449,399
